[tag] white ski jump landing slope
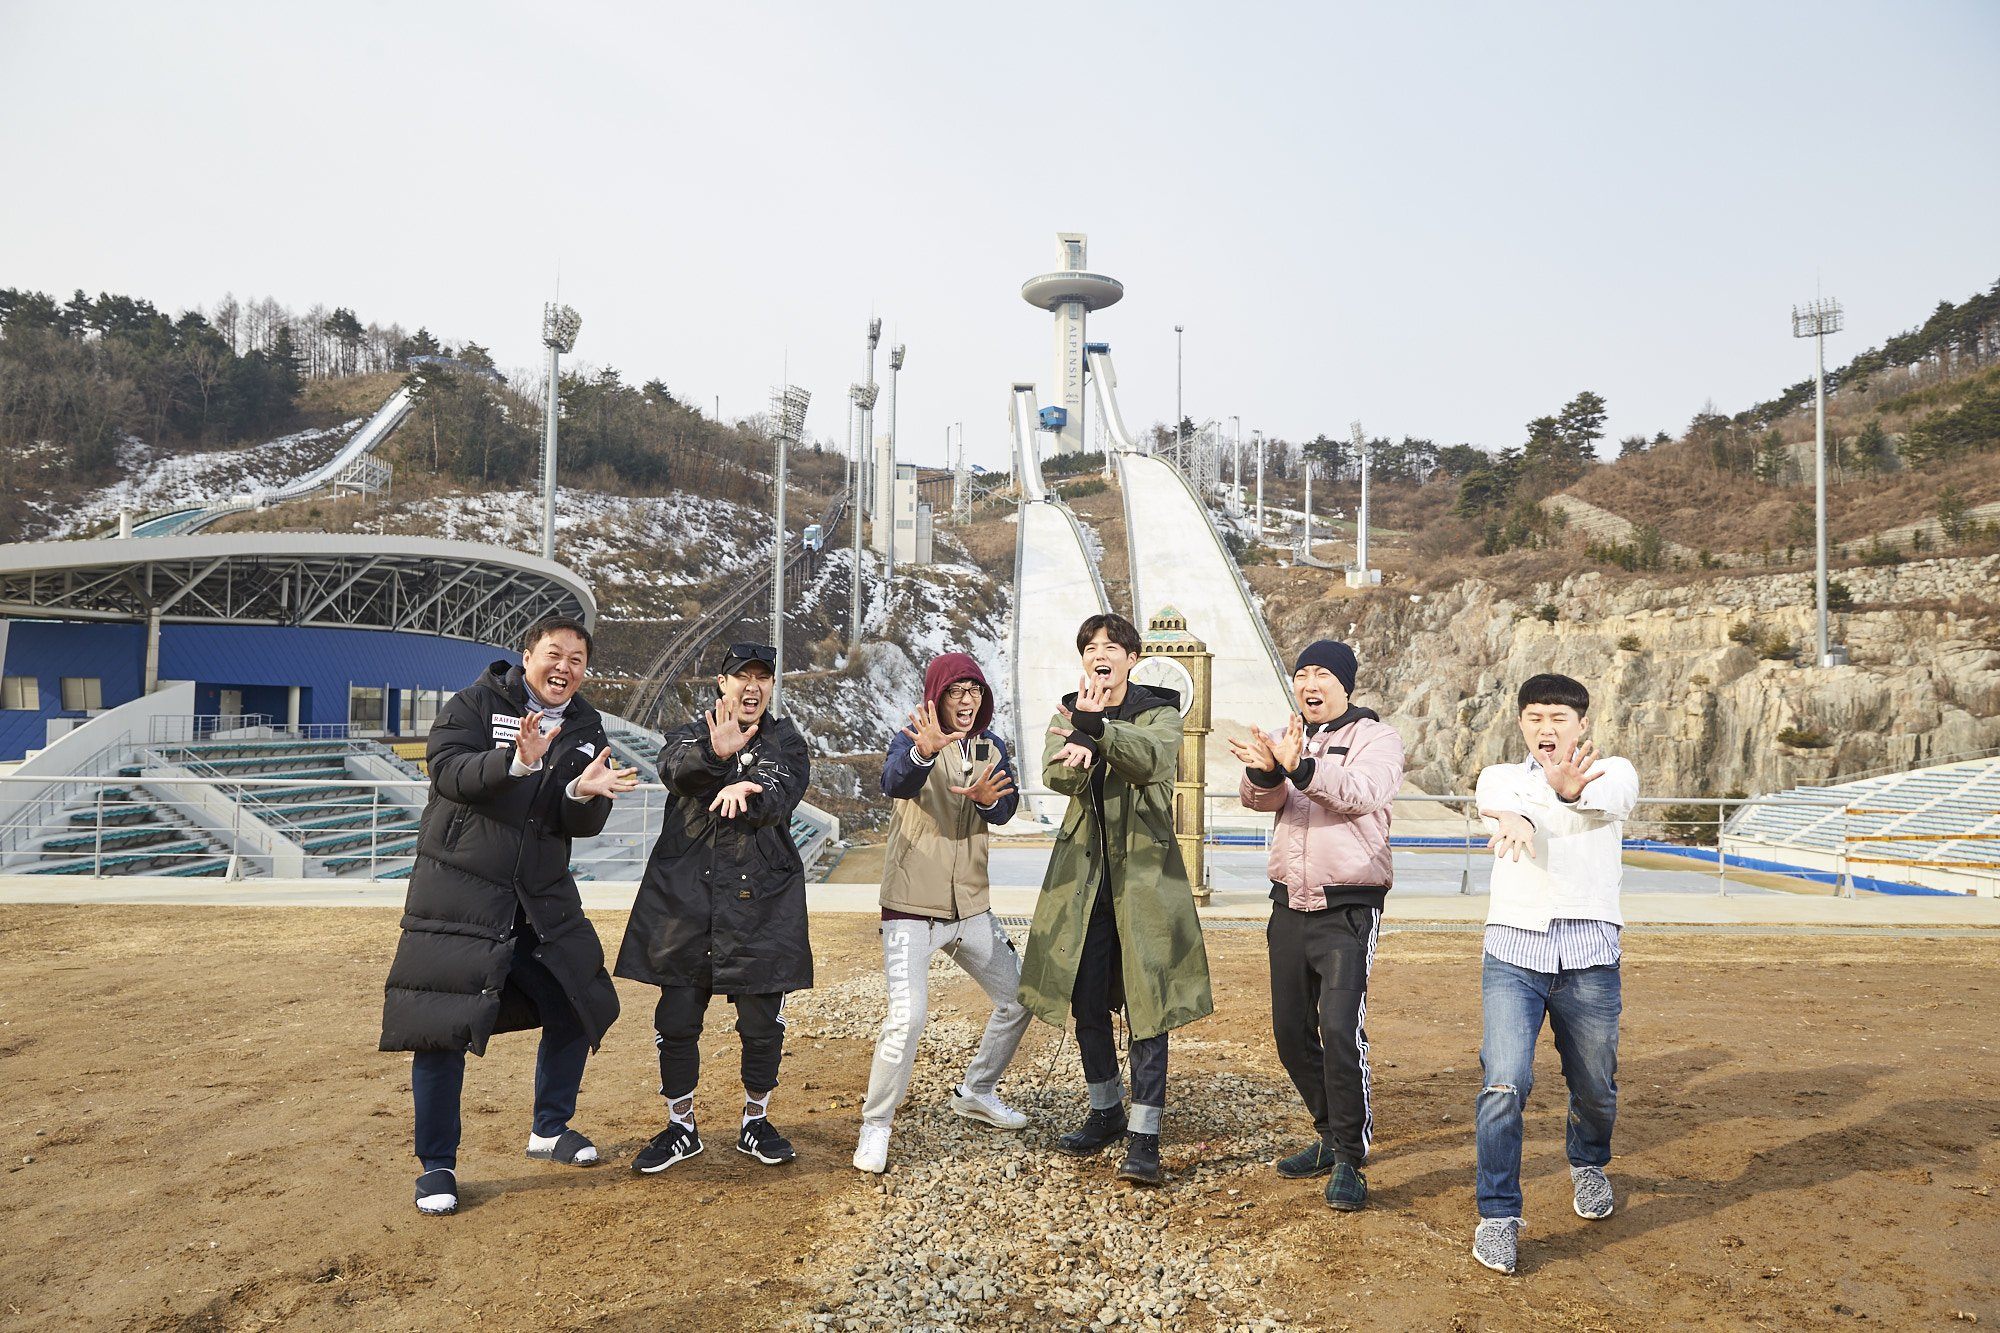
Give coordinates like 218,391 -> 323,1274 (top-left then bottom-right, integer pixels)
1113,429 -> 1294,804
1008,384 -> 1108,825
131,387 -> 415,538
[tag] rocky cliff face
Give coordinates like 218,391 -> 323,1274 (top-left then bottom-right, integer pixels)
1264,555 -> 2000,799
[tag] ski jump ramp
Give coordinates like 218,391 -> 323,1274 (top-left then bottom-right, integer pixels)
1088,346 -> 1294,800
1008,384 -> 1108,826
131,387 -> 414,538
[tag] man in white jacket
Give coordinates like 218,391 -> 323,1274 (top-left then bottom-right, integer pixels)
1468,673 -> 1638,1276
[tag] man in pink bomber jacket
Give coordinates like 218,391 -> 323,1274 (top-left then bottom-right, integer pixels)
1229,640 -> 1404,1212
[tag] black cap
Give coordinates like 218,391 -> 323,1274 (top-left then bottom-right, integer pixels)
1292,640 -> 1358,695
719,642 -> 778,676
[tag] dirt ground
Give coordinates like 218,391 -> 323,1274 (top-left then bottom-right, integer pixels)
1,906 -> 1995,1331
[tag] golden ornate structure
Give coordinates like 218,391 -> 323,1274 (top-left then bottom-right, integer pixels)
1133,606 -> 1213,903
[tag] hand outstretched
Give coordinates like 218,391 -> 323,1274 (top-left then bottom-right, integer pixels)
950,761 -> 1017,807
574,749 -> 640,800
516,709 -> 559,768
1536,740 -> 1604,803
706,705 -> 757,760
900,701 -> 967,761
708,780 -> 763,819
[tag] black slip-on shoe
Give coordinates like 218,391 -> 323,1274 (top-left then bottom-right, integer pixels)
414,1168 -> 458,1216
525,1128 -> 600,1166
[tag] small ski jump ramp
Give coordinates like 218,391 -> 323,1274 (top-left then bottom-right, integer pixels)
1008,384 -> 1108,825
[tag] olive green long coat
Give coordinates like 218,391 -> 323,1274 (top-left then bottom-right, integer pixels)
1016,687 -> 1214,1041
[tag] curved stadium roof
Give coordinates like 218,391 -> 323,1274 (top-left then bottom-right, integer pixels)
0,534 -> 595,647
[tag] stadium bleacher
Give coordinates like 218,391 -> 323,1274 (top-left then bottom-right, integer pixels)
1723,757 -> 2000,895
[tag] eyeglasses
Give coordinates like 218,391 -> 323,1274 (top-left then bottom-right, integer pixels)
727,643 -> 777,660
942,683 -> 984,702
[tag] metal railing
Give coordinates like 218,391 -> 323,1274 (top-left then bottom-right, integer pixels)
1203,792 -> 1998,899
0,774 -> 838,884
3,774 -> 1992,896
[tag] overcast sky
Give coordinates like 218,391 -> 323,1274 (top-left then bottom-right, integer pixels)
3,1 -> 1995,472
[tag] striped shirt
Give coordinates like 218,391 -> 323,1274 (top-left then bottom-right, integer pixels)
1483,918 -> 1622,973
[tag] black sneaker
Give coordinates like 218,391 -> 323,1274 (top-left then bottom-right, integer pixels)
1276,1140 -> 1339,1179
1117,1132 -> 1163,1186
737,1116 -> 796,1165
1325,1160 -> 1368,1212
1057,1106 -> 1128,1156
633,1121 -> 703,1174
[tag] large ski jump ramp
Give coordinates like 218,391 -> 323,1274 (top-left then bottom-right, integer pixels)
1100,356 -> 1294,800
1008,384 -> 1108,825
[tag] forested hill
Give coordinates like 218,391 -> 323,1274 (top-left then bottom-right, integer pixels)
0,286 -> 840,543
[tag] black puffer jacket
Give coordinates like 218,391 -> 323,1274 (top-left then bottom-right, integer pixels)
379,661 -> 620,1055
615,712 -> 812,994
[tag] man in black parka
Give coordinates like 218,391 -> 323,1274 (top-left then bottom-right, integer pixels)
379,615 -> 638,1216
618,642 -> 812,1173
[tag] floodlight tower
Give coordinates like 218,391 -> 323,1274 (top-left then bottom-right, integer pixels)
1021,233 -> 1124,455
1346,420 -> 1380,588
875,343 -> 905,580
1792,297 -> 1844,667
539,303 -> 581,561
1254,429 -> 1266,536
862,319 -> 882,520
848,382 -> 877,649
769,383 -> 810,712
1229,415 -> 1242,509
952,421 -> 967,522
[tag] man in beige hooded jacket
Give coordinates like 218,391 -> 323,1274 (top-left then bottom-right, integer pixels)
854,651 -> 1030,1174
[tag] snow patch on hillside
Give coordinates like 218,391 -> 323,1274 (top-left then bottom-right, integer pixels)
40,421 -> 364,536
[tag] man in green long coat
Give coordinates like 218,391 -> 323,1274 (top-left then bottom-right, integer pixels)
1019,612 -> 1214,1185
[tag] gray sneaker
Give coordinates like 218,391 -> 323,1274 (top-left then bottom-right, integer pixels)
1473,1217 -> 1523,1274
1571,1165 -> 1614,1219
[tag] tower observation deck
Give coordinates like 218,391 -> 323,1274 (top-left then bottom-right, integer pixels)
1021,232 -> 1123,455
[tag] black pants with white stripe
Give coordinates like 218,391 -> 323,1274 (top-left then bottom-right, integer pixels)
653,988 -> 787,1101
1267,900 -> 1380,1165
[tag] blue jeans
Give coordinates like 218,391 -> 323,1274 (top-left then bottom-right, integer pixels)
1475,953 -> 1621,1219
412,933 -> 592,1172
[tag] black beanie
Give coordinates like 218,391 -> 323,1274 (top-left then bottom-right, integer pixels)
1293,640 -> 1358,695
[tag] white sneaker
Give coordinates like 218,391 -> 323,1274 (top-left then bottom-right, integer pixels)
853,1123 -> 891,1174
949,1085 -> 1029,1130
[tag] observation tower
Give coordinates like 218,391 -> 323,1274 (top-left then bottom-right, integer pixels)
1021,233 -> 1123,455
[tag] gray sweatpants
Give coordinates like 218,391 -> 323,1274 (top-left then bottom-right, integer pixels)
861,911 -> 1032,1129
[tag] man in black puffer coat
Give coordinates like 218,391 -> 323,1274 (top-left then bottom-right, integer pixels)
618,642 -> 812,1174
379,615 -> 638,1216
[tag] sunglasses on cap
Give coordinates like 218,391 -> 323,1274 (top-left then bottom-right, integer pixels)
721,643 -> 778,671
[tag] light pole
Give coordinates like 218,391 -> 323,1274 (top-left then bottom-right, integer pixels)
1174,324 -> 1185,468
951,421 -> 966,521
862,319 -> 881,520
1792,297 -> 1843,667
769,384 -> 810,713
1301,446 -> 1314,561
1229,414 -> 1242,507
884,343 -> 904,583
849,382 -> 876,649
1254,429 -> 1265,535
539,303 -> 581,561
